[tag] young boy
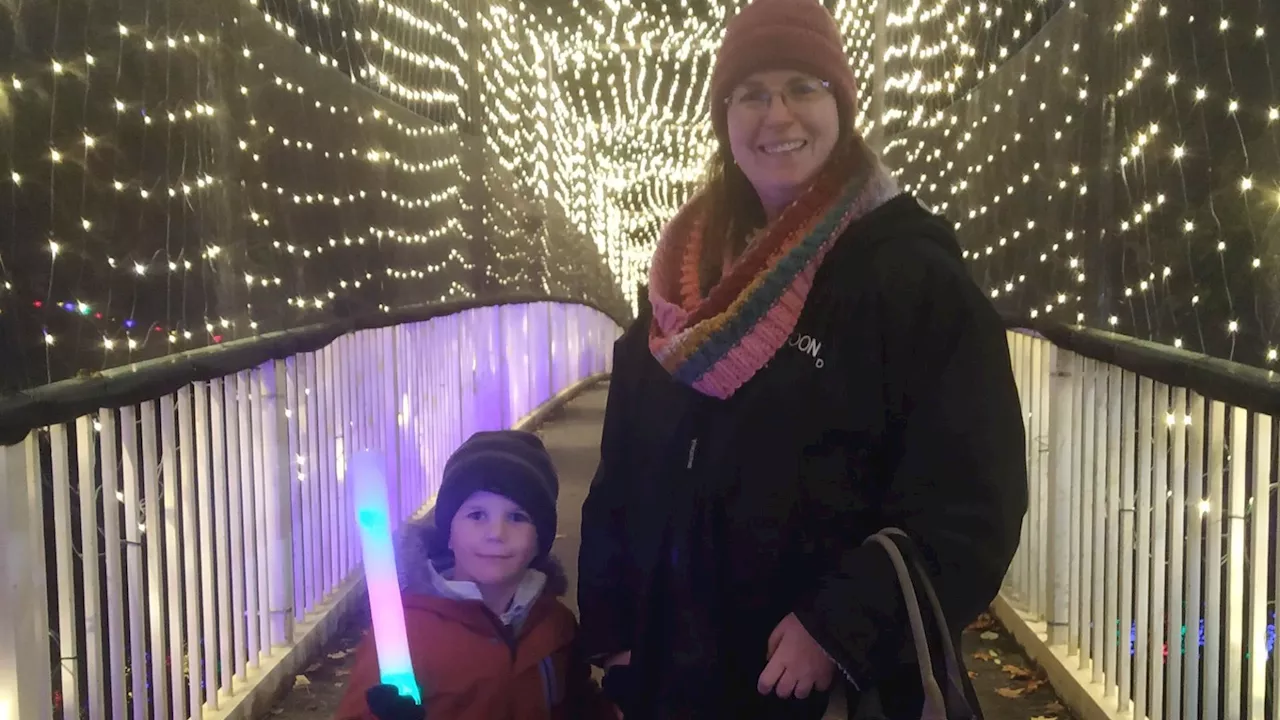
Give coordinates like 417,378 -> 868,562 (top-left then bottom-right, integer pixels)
333,430 -> 613,720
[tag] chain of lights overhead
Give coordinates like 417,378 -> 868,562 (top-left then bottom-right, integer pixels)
12,0 -> 1268,383
0,0 -> 623,393
883,0 -> 1280,368
470,0 -> 1067,314
508,0 -> 1276,369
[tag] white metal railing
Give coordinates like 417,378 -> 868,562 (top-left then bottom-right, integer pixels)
1001,329 -> 1278,720
0,301 -> 619,720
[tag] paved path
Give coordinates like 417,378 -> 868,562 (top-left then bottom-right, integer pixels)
269,383 -> 1071,719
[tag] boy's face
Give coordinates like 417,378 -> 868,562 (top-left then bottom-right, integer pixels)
448,491 -> 538,588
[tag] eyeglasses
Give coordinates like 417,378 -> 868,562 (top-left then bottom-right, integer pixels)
724,78 -> 832,113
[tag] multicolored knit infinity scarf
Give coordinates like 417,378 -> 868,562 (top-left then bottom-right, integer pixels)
648,163 -> 900,400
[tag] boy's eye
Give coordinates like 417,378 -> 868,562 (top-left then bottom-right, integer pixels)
509,512 -> 531,523
467,510 -> 486,521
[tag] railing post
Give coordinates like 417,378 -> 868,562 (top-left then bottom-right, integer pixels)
262,360 -> 296,647
389,328 -> 404,526
547,302 -> 556,397
0,434 -> 53,720
391,327 -> 407,525
457,314 -> 470,443
1030,336 -> 1048,618
496,306 -> 511,428
1047,346 -> 1076,646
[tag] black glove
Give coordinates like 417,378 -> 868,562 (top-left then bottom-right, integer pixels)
600,664 -> 637,715
365,684 -> 425,720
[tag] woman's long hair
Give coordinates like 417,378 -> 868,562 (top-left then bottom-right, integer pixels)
695,121 -> 880,296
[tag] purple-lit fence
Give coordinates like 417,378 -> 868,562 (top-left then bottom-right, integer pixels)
1001,329 -> 1278,720
0,302 -> 619,720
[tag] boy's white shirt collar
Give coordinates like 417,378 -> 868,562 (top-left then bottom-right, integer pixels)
426,560 -> 548,633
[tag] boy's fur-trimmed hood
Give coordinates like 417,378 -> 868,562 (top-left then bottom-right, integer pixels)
394,516 -> 569,600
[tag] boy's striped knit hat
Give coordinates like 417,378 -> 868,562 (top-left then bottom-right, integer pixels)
433,430 -> 559,560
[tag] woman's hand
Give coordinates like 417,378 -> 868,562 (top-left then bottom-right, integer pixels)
757,613 -> 835,699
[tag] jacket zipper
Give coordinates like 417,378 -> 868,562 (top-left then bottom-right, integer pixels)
682,391 -> 715,472
483,608 -> 519,664
485,609 -> 554,716
670,412 -> 703,572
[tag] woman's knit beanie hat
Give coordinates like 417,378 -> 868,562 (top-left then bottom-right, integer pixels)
709,0 -> 859,144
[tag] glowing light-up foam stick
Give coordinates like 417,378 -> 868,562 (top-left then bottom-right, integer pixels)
349,450 -> 422,705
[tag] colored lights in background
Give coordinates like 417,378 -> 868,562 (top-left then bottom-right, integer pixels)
1122,617 -> 1275,660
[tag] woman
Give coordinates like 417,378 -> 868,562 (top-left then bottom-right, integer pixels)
578,0 -> 1028,718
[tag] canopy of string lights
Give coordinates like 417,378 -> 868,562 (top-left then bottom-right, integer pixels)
333,0 -> 1280,367
3,0 -> 1279,391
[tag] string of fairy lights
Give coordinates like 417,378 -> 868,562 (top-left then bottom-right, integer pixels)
884,0 -> 1280,366
438,0 -> 1070,314
0,0 -> 623,392
484,0 -> 1275,368
4,0 -> 1276,389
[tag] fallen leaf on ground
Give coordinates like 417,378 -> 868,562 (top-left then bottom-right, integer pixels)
968,671 -> 978,679
971,649 -> 999,663
295,675 -> 312,688
995,686 -> 1028,699
1030,716 -> 1057,720
328,650 -> 349,660
336,668 -> 352,677
1001,664 -> 1035,680
967,613 -> 997,632
1021,678 -> 1046,693
1044,701 -> 1065,712
980,631 -> 1000,641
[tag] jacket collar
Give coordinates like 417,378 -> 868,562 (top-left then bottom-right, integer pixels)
424,560 -> 548,635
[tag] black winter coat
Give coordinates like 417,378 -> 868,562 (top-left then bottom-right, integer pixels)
577,194 -> 1028,719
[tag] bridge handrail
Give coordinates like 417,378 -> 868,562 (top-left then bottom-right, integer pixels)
999,315 -> 1277,720
1006,315 -> 1280,419
0,294 -> 627,448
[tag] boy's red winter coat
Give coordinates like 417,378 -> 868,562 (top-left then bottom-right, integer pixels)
333,529 -> 613,720
334,592 -> 605,720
